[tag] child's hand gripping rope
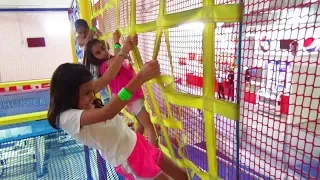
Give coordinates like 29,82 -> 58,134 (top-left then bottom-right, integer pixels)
121,34 -> 138,63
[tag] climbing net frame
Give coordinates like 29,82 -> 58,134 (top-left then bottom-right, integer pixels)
87,0 -> 243,179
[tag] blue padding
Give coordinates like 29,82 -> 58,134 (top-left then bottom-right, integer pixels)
294,158 -> 320,179
0,89 -> 49,117
100,88 -> 110,104
0,119 -> 58,144
175,142 -> 271,180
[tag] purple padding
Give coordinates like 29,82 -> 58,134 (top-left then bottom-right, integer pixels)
84,146 -> 93,180
96,150 -> 107,180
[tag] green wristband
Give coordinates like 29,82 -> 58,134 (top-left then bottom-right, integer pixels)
90,27 -> 97,32
113,43 -> 121,50
118,88 -> 132,101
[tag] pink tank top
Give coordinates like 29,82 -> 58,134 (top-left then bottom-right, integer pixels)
100,60 -> 144,103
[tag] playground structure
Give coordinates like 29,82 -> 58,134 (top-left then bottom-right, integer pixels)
0,0 -> 319,180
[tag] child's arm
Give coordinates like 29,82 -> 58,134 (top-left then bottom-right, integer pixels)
95,28 -> 102,37
93,35 -> 138,93
80,61 -> 160,127
113,30 -> 121,56
77,30 -> 95,47
93,48 -> 128,93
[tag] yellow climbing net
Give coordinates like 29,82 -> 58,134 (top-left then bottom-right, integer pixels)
80,0 -> 243,179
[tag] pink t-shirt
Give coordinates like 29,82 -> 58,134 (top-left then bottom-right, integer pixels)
100,60 -> 144,103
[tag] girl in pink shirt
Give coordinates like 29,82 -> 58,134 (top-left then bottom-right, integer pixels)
84,32 -> 158,147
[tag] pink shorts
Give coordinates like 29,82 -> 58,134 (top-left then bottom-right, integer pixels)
115,134 -> 163,179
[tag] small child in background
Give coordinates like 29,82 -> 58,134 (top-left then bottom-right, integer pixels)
75,19 -> 102,47
83,31 -> 159,148
218,75 -> 225,100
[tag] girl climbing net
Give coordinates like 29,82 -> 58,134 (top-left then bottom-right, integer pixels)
83,31 -> 159,147
47,37 -> 188,180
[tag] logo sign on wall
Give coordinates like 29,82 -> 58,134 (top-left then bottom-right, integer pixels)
303,37 -> 320,53
260,36 -> 271,52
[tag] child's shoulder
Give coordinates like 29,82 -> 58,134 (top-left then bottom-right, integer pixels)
100,56 -> 115,69
59,109 -> 84,136
60,109 -> 84,121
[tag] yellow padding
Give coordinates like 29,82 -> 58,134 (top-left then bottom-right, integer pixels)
91,1 -> 116,18
203,4 -> 243,22
156,4 -> 241,29
0,111 -> 47,126
165,92 -> 204,109
163,119 -> 183,129
159,144 -> 171,158
150,75 -> 239,120
79,0 -> 92,27
0,79 -> 50,88
151,115 -> 183,129
99,26 -> 130,40
149,75 -> 176,90
202,21 -> 218,177
163,29 -> 175,77
214,99 -> 239,120
136,21 -> 157,34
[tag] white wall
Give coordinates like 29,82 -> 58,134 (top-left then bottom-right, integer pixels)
0,0 -> 70,8
0,11 -> 72,82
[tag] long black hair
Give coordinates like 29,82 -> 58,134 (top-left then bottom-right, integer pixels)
84,39 -> 104,67
83,39 -> 111,77
48,63 -> 103,129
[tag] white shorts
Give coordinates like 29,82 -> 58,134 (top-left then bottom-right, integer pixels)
127,99 -> 144,115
